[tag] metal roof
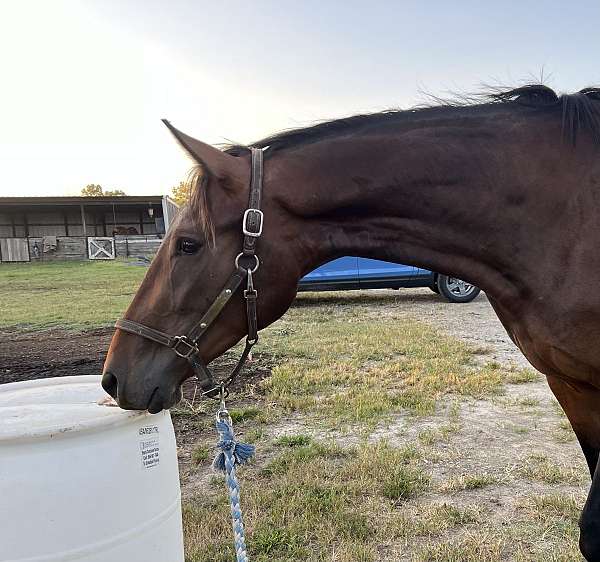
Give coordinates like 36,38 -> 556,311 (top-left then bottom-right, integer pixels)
0,196 -> 166,207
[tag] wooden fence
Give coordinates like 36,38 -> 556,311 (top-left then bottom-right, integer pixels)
0,235 -> 163,262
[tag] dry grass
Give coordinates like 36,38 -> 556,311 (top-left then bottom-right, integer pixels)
184,441 -> 432,562
258,303 -> 521,426
519,453 -> 587,485
439,473 -> 499,493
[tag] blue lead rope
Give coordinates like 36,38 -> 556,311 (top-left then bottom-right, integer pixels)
213,405 -> 255,562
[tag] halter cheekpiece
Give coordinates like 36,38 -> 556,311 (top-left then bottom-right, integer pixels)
114,147 -> 265,398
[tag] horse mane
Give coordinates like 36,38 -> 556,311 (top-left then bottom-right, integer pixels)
187,84 -> 600,241
224,84 -> 600,156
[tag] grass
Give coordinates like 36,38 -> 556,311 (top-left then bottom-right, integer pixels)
416,533 -> 505,561
519,453 -> 586,485
440,473 -> 499,493
229,406 -> 264,423
259,301 -> 513,426
185,441 -> 431,562
391,502 -> 482,539
191,445 -> 210,465
0,260 -> 146,330
553,419 -> 576,443
418,421 -> 460,445
506,368 -> 541,384
274,434 -> 313,447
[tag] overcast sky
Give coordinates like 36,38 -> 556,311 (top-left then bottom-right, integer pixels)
0,0 -> 598,197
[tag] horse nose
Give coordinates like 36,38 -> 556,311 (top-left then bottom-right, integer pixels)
101,371 -> 119,400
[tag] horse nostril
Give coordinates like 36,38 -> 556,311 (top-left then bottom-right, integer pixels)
101,371 -> 118,400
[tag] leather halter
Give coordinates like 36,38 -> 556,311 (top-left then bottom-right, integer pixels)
114,148 -> 265,399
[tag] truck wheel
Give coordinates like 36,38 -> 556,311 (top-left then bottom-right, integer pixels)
437,275 -> 480,303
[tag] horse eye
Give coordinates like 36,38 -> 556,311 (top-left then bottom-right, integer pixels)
179,239 -> 200,255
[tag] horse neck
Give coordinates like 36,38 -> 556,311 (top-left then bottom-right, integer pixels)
271,124 -> 561,301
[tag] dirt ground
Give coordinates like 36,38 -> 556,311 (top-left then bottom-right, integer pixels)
0,327 -> 113,384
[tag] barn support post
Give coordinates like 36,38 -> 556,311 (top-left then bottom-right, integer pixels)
80,204 -> 88,258
80,204 -> 87,237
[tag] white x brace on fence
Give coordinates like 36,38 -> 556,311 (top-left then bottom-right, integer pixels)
87,237 -> 115,260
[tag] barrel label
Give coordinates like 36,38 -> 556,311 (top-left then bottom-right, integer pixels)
139,426 -> 160,469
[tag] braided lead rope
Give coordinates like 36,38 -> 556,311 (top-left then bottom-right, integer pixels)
213,404 -> 255,562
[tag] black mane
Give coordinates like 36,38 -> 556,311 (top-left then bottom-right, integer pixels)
224,85 -> 600,155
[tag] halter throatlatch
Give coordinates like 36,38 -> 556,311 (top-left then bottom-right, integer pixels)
114,148 -> 265,398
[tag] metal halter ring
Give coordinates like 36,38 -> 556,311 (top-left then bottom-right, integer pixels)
234,253 -> 260,273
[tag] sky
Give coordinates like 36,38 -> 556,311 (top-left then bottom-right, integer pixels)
0,0 -> 598,197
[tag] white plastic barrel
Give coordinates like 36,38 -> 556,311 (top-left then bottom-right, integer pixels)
0,375 -> 184,562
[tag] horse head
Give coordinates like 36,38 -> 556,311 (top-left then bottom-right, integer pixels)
101,122 -> 303,412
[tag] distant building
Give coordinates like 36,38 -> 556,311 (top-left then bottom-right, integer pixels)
0,195 -> 179,262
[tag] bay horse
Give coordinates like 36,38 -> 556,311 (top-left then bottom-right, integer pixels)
102,84 -> 600,560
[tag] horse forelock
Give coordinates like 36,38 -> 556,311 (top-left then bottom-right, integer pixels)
185,165 -> 216,248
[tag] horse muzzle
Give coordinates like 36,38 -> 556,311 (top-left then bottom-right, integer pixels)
101,370 -> 183,413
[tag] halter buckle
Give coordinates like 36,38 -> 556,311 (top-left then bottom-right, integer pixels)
243,208 -> 263,237
172,335 -> 199,359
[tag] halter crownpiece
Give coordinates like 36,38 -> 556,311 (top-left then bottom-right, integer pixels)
114,147 -> 265,398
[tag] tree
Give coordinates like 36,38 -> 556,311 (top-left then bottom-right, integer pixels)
171,181 -> 191,206
80,184 -> 126,196
80,184 -> 103,196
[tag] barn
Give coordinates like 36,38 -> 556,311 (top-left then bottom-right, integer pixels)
0,195 -> 180,262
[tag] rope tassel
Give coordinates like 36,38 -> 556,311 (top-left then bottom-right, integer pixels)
213,419 -> 256,472
213,412 -> 255,562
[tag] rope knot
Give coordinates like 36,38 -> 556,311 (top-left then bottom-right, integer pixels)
213,418 -> 255,473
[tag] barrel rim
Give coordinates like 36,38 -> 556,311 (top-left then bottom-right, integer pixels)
0,375 -> 152,442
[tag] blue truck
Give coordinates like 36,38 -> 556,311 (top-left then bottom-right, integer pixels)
298,257 -> 480,303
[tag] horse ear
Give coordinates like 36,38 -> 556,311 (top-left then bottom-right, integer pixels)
161,119 -> 245,181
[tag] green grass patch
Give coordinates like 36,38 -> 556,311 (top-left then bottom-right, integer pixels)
382,465 -> 430,501
262,441 -> 348,476
191,445 -> 210,465
244,428 -> 265,444
274,434 -> 313,447
229,406 -> 263,423
0,260 -> 146,330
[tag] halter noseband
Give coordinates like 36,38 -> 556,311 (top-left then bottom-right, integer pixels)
114,148 -> 265,399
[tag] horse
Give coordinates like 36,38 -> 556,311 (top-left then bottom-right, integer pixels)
101,84 -> 600,560
112,226 -> 139,236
